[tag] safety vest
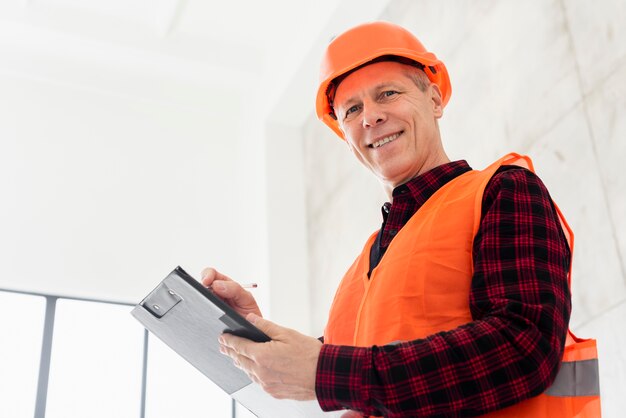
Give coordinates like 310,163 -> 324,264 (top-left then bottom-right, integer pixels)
324,154 -> 600,417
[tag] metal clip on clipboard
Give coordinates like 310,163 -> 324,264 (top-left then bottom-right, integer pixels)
141,283 -> 182,318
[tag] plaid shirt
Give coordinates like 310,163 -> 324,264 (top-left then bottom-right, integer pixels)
315,161 -> 572,417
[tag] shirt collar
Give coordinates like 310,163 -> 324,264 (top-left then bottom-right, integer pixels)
382,160 -> 472,217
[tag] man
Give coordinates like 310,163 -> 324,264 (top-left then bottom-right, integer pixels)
204,22 -> 600,417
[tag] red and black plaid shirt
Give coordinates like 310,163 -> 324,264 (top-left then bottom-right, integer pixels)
315,160 -> 572,417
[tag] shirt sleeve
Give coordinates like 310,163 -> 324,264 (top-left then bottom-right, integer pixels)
314,167 -> 572,416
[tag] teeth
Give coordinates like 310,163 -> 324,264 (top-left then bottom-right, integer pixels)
372,133 -> 400,148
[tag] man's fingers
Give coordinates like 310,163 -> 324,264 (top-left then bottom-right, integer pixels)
340,411 -> 363,418
246,314 -> 282,339
219,319 -> 320,402
200,267 -> 232,287
201,269 -> 253,305
220,333 -> 257,361
200,267 -> 217,286
213,280 -> 245,299
220,342 -> 262,380
202,272 -> 261,317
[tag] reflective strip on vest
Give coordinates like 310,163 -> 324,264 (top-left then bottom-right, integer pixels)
544,359 -> 600,397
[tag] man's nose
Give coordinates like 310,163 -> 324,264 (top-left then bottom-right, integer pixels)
361,101 -> 386,128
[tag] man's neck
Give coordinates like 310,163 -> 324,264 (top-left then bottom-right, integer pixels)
384,153 -> 451,202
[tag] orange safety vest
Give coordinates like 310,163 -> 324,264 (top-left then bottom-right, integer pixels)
324,154 -> 600,417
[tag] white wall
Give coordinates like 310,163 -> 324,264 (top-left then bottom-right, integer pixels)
0,72 -> 251,303
295,0 -> 626,416
0,2 -> 272,311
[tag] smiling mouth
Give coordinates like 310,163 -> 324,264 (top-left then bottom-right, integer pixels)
369,132 -> 402,149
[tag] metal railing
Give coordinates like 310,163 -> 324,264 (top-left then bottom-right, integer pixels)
0,287 -> 238,418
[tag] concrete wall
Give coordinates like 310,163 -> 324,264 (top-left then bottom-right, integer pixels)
301,0 -> 625,415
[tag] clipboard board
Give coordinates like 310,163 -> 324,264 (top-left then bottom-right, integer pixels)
132,266 -> 344,418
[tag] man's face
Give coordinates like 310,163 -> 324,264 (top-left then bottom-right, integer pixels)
333,61 -> 444,191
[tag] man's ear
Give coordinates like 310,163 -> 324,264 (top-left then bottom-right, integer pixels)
430,83 -> 443,118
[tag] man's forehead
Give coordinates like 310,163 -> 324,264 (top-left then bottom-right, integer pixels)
334,61 -> 413,104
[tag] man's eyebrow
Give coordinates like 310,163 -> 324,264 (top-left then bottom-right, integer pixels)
337,95 -> 359,110
373,81 -> 400,90
337,81 -> 401,108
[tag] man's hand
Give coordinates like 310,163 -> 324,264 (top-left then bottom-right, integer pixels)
219,313 -> 322,401
201,267 -> 262,318
340,412 -> 363,418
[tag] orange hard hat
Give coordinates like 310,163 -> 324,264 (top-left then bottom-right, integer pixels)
316,21 -> 452,140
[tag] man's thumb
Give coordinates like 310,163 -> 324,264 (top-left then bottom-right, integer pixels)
246,313 -> 279,337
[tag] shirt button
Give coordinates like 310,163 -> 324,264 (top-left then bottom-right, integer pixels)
389,229 -> 397,236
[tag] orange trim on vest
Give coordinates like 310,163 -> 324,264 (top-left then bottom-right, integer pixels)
324,154 -> 600,417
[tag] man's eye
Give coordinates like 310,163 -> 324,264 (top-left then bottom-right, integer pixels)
383,90 -> 398,97
345,105 -> 359,117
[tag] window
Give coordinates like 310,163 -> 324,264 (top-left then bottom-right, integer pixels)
0,289 -> 241,417
0,291 -> 45,418
45,299 -> 144,418
145,335 -> 232,418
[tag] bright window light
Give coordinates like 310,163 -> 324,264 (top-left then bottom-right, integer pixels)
0,291 -> 45,418
45,299 -> 144,418
145,335 -> 232,418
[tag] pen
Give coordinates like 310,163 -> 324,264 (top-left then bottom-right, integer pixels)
207,283 -> 258,290
240,283 -> 258,289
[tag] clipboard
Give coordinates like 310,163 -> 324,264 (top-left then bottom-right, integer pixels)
132,266 -> 344,418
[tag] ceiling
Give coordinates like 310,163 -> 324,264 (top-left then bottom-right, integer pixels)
0,0 -> 341,111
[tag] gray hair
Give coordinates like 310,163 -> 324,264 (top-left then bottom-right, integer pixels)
403,65 -> 431,92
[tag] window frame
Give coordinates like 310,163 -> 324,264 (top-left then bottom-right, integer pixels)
0,287 -> 237,418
